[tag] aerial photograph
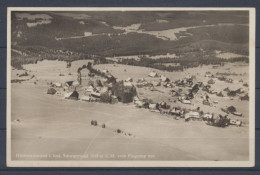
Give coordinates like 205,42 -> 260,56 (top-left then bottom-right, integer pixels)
8,9 -> 253,166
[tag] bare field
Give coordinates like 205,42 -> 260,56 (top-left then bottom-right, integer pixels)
11,60 -> 249,161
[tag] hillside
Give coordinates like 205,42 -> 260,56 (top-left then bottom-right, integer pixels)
11,11 -> 249,69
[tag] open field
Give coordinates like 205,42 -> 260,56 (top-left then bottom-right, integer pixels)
11,60 -> 249,161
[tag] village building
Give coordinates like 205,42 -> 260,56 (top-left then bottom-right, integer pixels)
160,75 -> 170,82
86,85 -> 95,92
148,72 -> 159,78
111,95 -> 119,104
94,79 -> 103,87
100,86 -> 109,94
182,99 -> 191,104
95,86 -> 102,92
233,112 -> 242,117
223,87 -> 230,92
185,111 -> 200,121
88,72 -> 95,77
64,90 -> 79,100
80,69 -> 90,80
72,80 -> 80,87
203,99 -> 211,106
47,88 -> 57,95
205,72 -> 214,78
91,91 -> 101,98
243,82 -> 249,87
217,91 -> 224,97
123,81 -> 133,87
125,77 -> 133,82
163,82 -> 173,88
202,84 -> 211,92
203,113 -> 213,121
53,82 -> 62,88
191,84 -> 199,93
170,107 -> 183,116
230,119 -> 242,127
227,90 -> 237,97
133,96 -> 140,103
207,79 -> 215,85
135,100 -> 144,108
65,80 -> 74,87
226,78 -> 233,83
102,69 -> 109,74
213,100 -> 218,104
170,90 -> 180,97
151,81 -> 161,86
186,92 -> 194,100
149,103 -> 159,110
81,95 -> 91,102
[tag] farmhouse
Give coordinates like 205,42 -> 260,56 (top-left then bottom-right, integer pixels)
151,81 -> 161,86
182,100 -> 191,104
203,113 -> 213,121
160,75 -> 170,82
230,119 -> 242,127
170,90 -> 180,97
94,79 -> 103,87
53,82 -> 62,88
185,111 -> 200,121
149,103 -> 159,110
203,100 -> 211,106
227,90 -> 237,97
243,82 -> 248,87
185,79 -> 193,87
47,88 -> 56,95
125,77 -> 133,82
223,87 -> 230,92
148,72 -> 159,78
226,78 -> 233,83
102,69 -> 109,74
186,92 -> 194,100
159,101 -> 168,109
205,72 -> 214,78
81,96 -> 91,102
100,86 -> 109,94
134,97 -> 144,107
64,90 -> 79,100
65,81 -> 74,87
123,81 -> 133,87
163,82 -> 173,88
72,81 -> 80,86
86,85 -> 94,92
233,112 -> 242,117
170,107 -> 183,116
191,84 -> 199,93
133,96 -> 140,103
91,91 -> 101,98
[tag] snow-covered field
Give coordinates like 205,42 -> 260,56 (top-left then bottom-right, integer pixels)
11,60 -> 249,161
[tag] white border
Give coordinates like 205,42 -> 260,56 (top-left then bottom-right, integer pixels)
6,7 -> 255,167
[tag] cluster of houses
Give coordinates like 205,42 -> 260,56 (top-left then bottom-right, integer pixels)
139,70 -> 247,107
47,67 -> 138,104
132,95 -> 242,127
130,71 -> 246,127
47,78 -> 116,103
46,66 -> 246,128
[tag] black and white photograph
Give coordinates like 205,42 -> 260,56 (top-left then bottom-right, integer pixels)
6,7 -> 255,167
